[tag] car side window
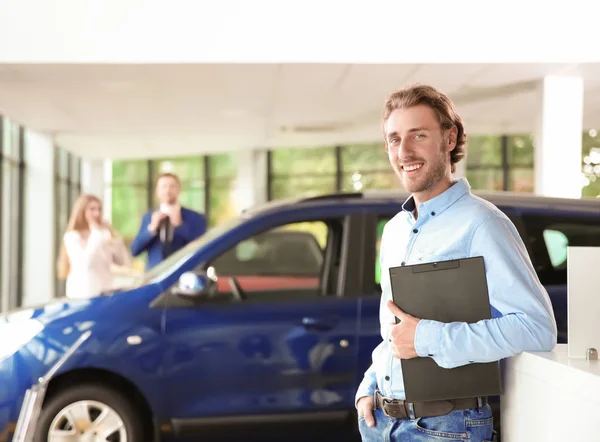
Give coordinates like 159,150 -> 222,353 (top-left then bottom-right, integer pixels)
542,229 -> 569,268
522,213 -> 600,285
209,221 -> 333,301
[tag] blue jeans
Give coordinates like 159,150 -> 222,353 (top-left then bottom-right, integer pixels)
358,404 -> 495,441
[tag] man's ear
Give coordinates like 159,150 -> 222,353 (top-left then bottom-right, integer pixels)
447,126 -> 458,151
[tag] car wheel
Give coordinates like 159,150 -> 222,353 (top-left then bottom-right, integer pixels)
33,384 -> 144,442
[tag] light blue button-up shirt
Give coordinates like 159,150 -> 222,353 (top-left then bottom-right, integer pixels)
355,178 -> 557,404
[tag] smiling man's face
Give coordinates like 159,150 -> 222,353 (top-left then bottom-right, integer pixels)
384,104 -> 456,200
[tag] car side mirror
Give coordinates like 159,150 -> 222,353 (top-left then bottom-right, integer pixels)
172,267 -> 218,298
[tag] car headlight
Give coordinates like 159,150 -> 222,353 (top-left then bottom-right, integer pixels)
0,319 -> 44,361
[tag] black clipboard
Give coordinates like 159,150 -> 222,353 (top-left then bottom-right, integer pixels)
389,256 -> 502,402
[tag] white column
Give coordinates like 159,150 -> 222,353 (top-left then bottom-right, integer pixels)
233,148 -> 268,213
22,130 -> 56,305
81,158 -> 113,220
534,76 -> 584,198
81,158 -> 106,197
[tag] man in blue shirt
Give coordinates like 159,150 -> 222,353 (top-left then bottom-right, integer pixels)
131,172 -> 206,269
355,85 -> 557,441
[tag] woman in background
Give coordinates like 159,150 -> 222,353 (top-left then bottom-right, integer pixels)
57,194 -> 130,299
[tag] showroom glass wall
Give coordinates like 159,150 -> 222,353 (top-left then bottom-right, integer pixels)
54,148 -> 82,298
0,116 -> 82,312
108,153 -> 237,270
268,134 -> 537,200
0,117 -> 24,312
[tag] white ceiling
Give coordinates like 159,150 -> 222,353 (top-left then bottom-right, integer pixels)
1,63 -> 600,160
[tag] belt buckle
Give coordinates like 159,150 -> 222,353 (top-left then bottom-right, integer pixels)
381,397 -> 395,417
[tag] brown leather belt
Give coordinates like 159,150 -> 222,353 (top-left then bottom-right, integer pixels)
375,391 -> 487,419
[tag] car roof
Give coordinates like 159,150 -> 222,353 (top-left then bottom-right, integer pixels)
363,189 -> 600,213
246,189 -> 600,216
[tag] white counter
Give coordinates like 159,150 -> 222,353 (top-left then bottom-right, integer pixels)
501,344 -> 600,442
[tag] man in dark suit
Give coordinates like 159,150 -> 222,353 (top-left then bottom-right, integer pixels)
131,172 -> 206,270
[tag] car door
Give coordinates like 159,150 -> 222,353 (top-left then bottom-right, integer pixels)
161,212 -> 362,436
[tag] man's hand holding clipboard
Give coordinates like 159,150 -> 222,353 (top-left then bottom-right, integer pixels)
387,300 -> 420,360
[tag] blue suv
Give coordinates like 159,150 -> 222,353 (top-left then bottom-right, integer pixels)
1,190 -> 599,442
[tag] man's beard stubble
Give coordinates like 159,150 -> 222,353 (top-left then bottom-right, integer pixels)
401,142 -> 448,194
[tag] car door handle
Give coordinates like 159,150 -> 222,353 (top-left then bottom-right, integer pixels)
302,317 -> 337,331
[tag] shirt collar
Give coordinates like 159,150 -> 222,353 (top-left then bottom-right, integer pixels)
401,177 -> 471,218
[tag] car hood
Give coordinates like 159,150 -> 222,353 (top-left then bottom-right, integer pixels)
0,295 -> 110,327
0,282 -> 160,327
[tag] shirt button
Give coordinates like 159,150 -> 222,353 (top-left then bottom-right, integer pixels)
385,376 -> 390,381
428,354 -> 434,357
413,229 -> 418,234
401,261 -> 406,266
431,211 -> 436,216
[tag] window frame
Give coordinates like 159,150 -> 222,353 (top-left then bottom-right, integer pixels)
153,210 -> 365,309
0,119 -> 25,312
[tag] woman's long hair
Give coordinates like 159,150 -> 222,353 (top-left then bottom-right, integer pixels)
57,194 -> 116,280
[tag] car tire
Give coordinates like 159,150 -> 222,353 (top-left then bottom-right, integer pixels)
33,383 -> 144,442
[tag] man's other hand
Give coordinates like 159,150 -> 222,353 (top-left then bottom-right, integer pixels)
357,396 -> 375,427
168,208 -> 182,227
